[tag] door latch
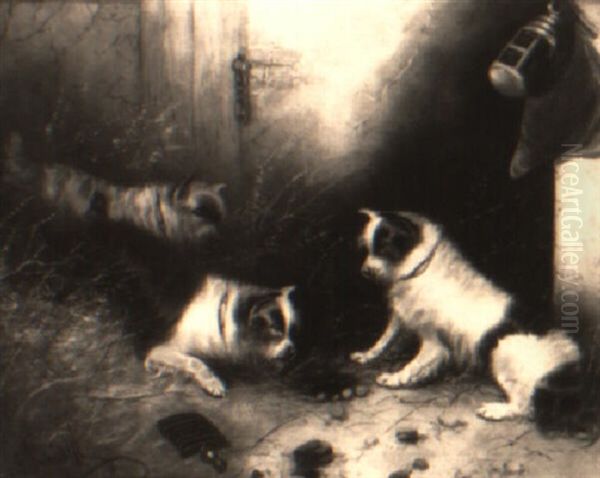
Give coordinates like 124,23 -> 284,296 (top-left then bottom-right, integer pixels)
232,48 -> 299,126
232,50 -> 252,125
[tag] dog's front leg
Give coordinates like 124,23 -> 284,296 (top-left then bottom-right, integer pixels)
351,314 -> 402,364
145,345 -> 226,397
376,333 -> 449,388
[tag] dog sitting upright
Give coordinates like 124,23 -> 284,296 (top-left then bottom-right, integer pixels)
351,209 -> 580,421
145,275 -> 298,397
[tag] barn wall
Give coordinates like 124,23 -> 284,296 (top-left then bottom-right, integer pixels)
0,1 -> 140,123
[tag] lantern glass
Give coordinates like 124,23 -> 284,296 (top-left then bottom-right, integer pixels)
498,46 -> 526,67
512,28 -> 538,48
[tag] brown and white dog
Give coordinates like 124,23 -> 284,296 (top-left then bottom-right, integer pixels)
352,209 -> 580,421
145,275 -> 298,397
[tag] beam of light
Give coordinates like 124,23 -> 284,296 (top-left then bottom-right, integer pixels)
247,0 -> 430,154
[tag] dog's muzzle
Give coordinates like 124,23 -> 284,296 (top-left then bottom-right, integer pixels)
273,340 -> 296,363
361,265 -> 378,281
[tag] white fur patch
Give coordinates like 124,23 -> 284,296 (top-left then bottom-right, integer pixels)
391,239 -> 511,367
168,276 -> 234,357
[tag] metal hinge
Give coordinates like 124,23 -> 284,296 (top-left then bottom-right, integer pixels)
231,48 -> 300,126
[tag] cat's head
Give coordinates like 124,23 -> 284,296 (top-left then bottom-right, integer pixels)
357,209 -> 439,283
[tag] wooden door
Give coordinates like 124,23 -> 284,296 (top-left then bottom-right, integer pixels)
140,0 -> 244,192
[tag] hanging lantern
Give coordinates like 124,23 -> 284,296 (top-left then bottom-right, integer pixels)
489,3 -> 563,98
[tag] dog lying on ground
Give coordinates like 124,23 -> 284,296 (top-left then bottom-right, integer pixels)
352,209 -> 580,421
145,275 -> 298,397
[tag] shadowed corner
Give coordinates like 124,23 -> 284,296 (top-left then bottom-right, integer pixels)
500,0 -> 600,179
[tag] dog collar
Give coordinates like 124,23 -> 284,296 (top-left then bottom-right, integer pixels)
398,239 -> 440,280
154,190 -> 167,237
217,290 -> 228,339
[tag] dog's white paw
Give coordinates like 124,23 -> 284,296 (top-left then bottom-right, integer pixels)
376,371 -> 407,388
376,359 -> 444,388
145,356 -> 226,398
185,362 -> 227,398
351,351 -> 377,365
375,367 -> 432,388
476,402 -> 522,421
201,377 -> 227,398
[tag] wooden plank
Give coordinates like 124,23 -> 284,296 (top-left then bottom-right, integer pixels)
192,0 -> 244,192
141,0 -> 197,167
162,0 -> 194,145
140,0 -> 166,107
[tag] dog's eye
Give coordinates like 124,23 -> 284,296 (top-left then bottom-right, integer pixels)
191,196 -> 222,223
268,309 -> 284,333
250,313 -> 284,342
377,227 -> 390,240
247,297 -> 287,342
373,223 -> 414,262
372,225 -> 392,254
251,314 -> 269,330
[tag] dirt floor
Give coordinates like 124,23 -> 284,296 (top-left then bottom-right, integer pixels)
1,280 -> 599,478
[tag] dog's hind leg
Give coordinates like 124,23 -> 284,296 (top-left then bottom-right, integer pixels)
376,333 -> 450,388
351,314 -> 403,364
476,377 -> 534,421
477,332 -> 580,421
145,345 -> 226,397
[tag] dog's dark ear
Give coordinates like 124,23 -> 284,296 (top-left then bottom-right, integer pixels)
260,288 -> 285,300
358,208 -> 378,219
212,183 -> 226,196
175,174 -> 195,200
373,228 -> 414,262
243,290 -> 280,318
373,214 -> 422,262
357,208 -> 377,233
282,285 -> 297,303
380,212 -> 419,238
